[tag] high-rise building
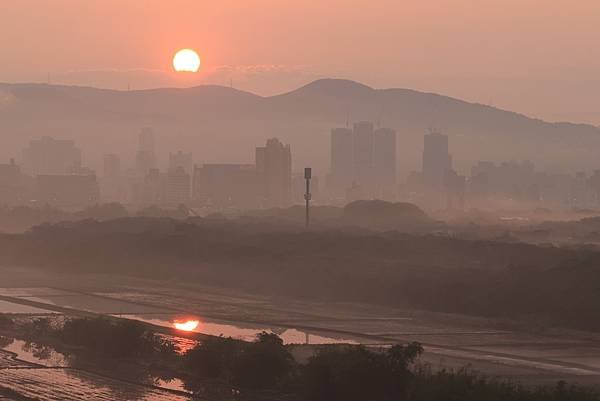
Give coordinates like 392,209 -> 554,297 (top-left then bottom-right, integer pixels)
330,128 -> 354,194
422,131 -> 451,189
136,128 -> 157,176
193,164 -> 260,209
373,127 -> 397,196
23,137 -> 82,176
134,168 -> 163,206
256,138 -> 292,208
35,174 -> 99,209
352,121 -> 374,191
169,151 -> 193,175
329,122 -> 397,199
165,166 -> 191,205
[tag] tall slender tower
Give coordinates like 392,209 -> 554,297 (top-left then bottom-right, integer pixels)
304,168 -> 312,228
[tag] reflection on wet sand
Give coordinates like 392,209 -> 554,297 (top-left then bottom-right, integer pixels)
0,288 -> 361,345
173,319 -> 199,332
119,314 -> 359,345
0,369 -> 191,401
2,339 -> 69,367
4,285 -> 600,393
0,339 -> 192,400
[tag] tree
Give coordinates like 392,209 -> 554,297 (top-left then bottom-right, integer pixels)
184,332 -> 295,391
232,332 -> 294,390
302,343 -> 422,401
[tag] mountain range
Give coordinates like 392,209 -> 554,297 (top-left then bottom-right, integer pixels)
0,78 -> 598,176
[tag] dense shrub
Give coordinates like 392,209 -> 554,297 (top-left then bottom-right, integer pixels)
184,335 -> 241,380
10,318 -> 600,401
0,314 -> 14,329
184,332 -> 294,391
411,369 -> 600,401
302,343 -> 423,401
232,332 -> 294,390
60,317 -> 175,358
23,317 -> 53,338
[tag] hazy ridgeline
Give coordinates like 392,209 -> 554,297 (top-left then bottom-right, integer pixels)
2,79 -> 600,175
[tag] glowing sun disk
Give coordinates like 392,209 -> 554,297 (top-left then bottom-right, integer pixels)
173,49 -> 201,72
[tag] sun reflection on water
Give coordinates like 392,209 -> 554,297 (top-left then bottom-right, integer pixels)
173,320 -> 200,332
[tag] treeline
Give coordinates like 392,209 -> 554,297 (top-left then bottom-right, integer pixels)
9,316 -> 600,401
0,203 -> 190,232
0,199 -> 436,233
2,217 -> 600,330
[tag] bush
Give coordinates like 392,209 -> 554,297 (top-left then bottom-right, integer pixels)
60,317 -> 175,358
23,318 -> 53,339
232,332 -> 294,390
0,314 -> 14,329
302,343 -> 423,401
411,369 -> 600,401
184,336 -> 241,380
184,332 -> 294,391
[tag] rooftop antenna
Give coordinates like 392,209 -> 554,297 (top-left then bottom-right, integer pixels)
345,112 -> 350,128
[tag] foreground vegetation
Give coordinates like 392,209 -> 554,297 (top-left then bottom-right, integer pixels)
2,315 -> 599,401
2,216 -> 600,331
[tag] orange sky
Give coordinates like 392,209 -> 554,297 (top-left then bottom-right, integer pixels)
2,0 -> 600,123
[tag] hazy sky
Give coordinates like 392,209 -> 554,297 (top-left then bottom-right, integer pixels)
3,0 -> 600,124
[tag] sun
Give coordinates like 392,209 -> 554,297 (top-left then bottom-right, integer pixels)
173,49 -> 201,73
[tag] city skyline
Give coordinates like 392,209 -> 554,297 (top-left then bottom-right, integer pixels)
5,123 -> 600,213
3,77 -> 599,183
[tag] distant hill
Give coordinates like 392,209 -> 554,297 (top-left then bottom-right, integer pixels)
1,79 -> 599,176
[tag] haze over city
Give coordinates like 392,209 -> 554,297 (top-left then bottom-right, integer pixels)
3,1 -> 600,401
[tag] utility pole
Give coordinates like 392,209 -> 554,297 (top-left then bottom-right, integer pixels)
304,167 -> 312,228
